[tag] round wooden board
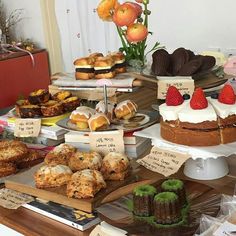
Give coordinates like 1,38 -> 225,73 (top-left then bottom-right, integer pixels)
98,179 -> 221,236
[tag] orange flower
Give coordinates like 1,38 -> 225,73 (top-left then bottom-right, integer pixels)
126,23 -> 148,43
97,0 -> 120,21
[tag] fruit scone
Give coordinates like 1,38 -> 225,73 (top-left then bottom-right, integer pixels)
208,84 -> 236,144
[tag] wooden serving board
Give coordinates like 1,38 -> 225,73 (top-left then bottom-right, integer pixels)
5,163 -> 147,213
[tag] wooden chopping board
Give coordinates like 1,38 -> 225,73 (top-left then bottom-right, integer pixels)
4,163 -> 154,213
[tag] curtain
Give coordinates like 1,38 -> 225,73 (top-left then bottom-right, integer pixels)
55,0 -> 121,73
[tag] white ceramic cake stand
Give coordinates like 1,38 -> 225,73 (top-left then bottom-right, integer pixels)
134,124 -> 236,180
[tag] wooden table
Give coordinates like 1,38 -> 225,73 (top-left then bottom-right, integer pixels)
0,154 -> 235,236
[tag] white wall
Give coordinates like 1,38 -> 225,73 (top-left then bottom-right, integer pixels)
2,0 -> 46,48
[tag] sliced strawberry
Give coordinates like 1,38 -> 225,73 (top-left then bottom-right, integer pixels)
190,88 -> 208,109
218,84 -> 235,104
166,86 -> 184,106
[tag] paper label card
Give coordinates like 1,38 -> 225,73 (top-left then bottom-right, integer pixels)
137,147 -> 191,177
213,221 -> 236,236
14,118 -> 41,137
89,130 -> 125,156
157,76 -> 195,99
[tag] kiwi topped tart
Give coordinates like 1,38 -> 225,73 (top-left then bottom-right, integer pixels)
154,192 -> 181,224
133,185 -> 157,217
161,179 -> 186,206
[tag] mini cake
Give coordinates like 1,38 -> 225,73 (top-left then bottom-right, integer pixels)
94,56 -> 116,79
101,152 -> 130,181
62,96 -> 80,112
28,89 -> 50,104
88,113 -> 110,131
67,169 -> 106,199
208,84 -> 236,144
68,151 -> 102,171
133,185 -> 157,217
110,51 -> 126,73
69,106 -> 95,129
114,100 -> 137,120
161,179 -> 186,206
44,143 -> 76,166
52,91 -> 72,101
34,164 -> 73,188
41,100 -> 64,117
154,192 -> 181,224
95,100 -> 115,120
74,57 -> 95,80
18,104 -> 42,118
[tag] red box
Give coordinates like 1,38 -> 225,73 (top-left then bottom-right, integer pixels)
0,49 -> 50,109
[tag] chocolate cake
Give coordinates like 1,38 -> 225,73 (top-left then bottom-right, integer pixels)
154,192 -> 181,224
161,179 -> 186,206
133,185 -> 157,217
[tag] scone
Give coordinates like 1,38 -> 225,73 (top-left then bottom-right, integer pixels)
114,100 -> 137,120
62,96 -> 80,112
101,152 -> 130,181
94,56 -> 116,79
74,57 -> 95,80
52,91 -> 72,101
16,149 -> 44,169
41,100 -> 64,117
44,143 -> 76,166
88,113 -> 110,131
67,169 -> 106,199
15,99 -> 30,117
28,89 -> 50,105
18,104 -> 42,118
34,164 -> 73,188
68,151 -> 102,172
0,140 -> 29,163
0,162 -> 17,177
69,106 -> 95,129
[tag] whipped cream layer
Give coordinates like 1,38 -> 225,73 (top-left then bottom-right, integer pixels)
178,101 -> 217,123
208,98 -> 236,119
159,101 -> 187,121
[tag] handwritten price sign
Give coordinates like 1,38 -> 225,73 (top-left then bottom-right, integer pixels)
89,130 -> 124,156
137,147 -> 190,177
14,119 -> 41,137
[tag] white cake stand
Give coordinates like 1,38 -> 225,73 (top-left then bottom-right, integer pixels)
134,124 -> 235,180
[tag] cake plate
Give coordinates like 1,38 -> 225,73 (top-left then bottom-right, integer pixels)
134,124 -> 236,180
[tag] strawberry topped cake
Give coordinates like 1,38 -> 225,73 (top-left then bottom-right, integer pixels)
159,84 -> 236,146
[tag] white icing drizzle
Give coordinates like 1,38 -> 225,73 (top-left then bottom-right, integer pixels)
96,100 -> 114,114
88,113 -> 110,130
115,100 -> 137,114
70,106 -> 95,119
39,165 -> 72,175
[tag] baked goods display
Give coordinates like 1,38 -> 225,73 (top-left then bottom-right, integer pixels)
74,51 -> 126,80
159,84 -> 236,146
66,169 -> 106,199
132,179 -> 188,227
101,152 -> 130,180
15,89 -> 80,118
34,164 -> 73,188
68,151 -> 102,172
114,100 -> 137,120
151,47 -> 216,76
44,143 -> 76,166
0,139 -> 44,177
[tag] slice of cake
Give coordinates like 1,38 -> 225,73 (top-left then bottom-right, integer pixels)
209,84 -> 236,144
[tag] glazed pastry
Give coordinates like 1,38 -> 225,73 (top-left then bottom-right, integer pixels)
41,100 -> 64,117
88,113 -> 110,131
67,169 -> 106,199
69,106 -> 95,129
74,57 -> 95,80
68,151 -> 102,172
101,152 -> 130,180
17,149 -> 44,169
34,164 -> 73,188
133,185 -> 157,217
62,96 -> 80,112
28,89 -> 50,105
18,104 -> 42,118
0,162 -> 17,177
110,51 -> 126,73
114,100 -> 137,120
95,100 -> 115,120
15,99 -> 30,116
94,56 -> 116,79
0,140 -> 29,163
44,143 -> 76,166
52,91 -> 72,101
89,52 -> 104,61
